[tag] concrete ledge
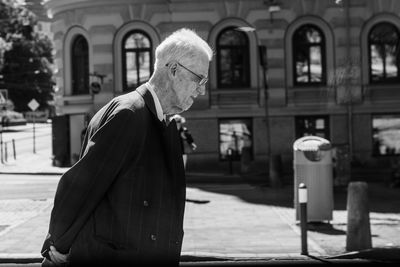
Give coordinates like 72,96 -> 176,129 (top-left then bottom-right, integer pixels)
327,247 -> 400,263
2,249 -> 399,266
0,258 -> 379,267
186,172 -> 269,184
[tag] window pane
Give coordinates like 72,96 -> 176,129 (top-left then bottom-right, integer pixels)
232,49 -> 247,85
293,25 -> 325,84
138,51 -> 151,84
370,23 -> 399,44
72,36 -> 89,95
370,44 -> 384,81
125,33 -> 150,49
372,115 -> 400,156
218,29 -> 247,46
316,119 -> 325,129
295,50 -> 309,83
369,23 -> 400,82
306,28 -> 322,43
219,119 -> 252,161
217,28 -> 249,87
219,49 -> 233,85
294,25 -> 322,44
385,44 -> 398,78
218,48 -> 249,87
125,52 -> 137,89
295,116 -> 329,139
310,46 -> 322,82
123,31 -> 152,91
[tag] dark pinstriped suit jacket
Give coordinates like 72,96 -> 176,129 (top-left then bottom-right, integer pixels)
41,84 -> 186,266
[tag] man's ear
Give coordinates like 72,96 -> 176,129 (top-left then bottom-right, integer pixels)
168,62 -> 178,76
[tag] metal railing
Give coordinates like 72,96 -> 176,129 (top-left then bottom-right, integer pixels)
0,139 -> 16,164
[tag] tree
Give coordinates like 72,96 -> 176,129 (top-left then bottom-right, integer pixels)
0,0 -> 54,112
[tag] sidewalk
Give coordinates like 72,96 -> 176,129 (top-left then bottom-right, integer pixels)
1,145 -> 400,265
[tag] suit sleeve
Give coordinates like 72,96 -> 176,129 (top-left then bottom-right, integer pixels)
42,109 -> 145,254
183,128 -> 195,145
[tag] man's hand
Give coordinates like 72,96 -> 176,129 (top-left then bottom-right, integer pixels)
191,143 -> 197,151
47,246 -> 69,266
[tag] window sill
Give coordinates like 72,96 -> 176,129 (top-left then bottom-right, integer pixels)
62,94 -> 93,105
364,84 -> 400,103
211,88 -> 259,106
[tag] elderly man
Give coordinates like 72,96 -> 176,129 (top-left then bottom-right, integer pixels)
41,28 -> 213,266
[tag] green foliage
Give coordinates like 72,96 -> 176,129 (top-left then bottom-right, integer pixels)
0,0 -> 36,42
0,0 -> 54,112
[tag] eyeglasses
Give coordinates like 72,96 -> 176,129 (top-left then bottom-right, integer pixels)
166,62 -> 208,86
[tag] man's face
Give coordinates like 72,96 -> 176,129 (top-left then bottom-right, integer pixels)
166,56 -> 209,114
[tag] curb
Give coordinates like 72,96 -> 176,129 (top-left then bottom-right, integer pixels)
326,248 -> 400,263
0,172 -> 65,175
0,256 -> 380,266
2,249 -> 399,264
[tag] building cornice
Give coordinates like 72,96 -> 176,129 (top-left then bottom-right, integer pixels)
43,0 -> 166,18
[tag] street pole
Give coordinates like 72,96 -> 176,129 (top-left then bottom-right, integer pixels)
0,125 -> 3,164
299,183 -> 308,255
260,45 -> 280,187
260,46 -> 271,161
33,113 -> 36,154
345,0 -> 353,160
12,138 -> 16,160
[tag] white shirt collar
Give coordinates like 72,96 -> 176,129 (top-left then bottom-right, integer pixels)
145,82 -> 164,121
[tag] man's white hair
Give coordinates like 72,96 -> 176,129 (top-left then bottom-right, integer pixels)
154,28 -> 213,70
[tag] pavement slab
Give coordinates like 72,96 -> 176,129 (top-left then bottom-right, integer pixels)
1,124 -> 400,265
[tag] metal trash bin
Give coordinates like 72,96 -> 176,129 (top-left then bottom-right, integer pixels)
293,136 -> 333,222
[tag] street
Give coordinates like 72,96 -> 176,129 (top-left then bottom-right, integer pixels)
0,123 -> 51,161
0,123 -> 399,263
0,174 -> 59,200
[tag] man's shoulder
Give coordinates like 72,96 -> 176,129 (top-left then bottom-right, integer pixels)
113,90 -> 145,111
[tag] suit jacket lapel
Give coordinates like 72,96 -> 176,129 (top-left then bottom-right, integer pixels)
163,120 -> 185,182
135,85 -> 183,178
135,84 -> 164,128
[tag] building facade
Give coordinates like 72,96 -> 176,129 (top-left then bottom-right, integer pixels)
44,0 -> 400,180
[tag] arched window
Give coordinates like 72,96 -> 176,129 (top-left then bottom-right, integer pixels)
293,24 -> 326,85
71,35 -> 89,95
122,30 -> 152,92
217,27 -> 250,88
369,22 -> 400,83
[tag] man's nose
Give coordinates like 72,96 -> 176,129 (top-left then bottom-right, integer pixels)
197,85 -> 206,95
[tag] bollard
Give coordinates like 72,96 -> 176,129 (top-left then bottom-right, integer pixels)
12,139 -> 16,160
299,183 -> 308,255
346,181 -> 372,251
0,139 -> 3,164
0,130 -> 3,164
4,141 -> 7,162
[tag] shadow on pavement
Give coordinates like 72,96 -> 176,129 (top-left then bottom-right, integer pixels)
332,183 -> 400,213
327,247 -> 400,263
187,180 -> 294,208
187,173 -> 400,214
306,222 -> 346,235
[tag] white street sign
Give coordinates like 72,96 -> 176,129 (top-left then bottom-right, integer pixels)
28,98 -> 40,111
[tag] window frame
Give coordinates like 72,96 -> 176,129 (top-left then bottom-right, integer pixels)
216,27 -> 250,89
218,118 -> 253,161
372,113 -> 400,157
295,115 -> 330,140
121,30 -> 153,92
368,22 -> 400,84
71,35 -> 89,95
292,24 -> 326,86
